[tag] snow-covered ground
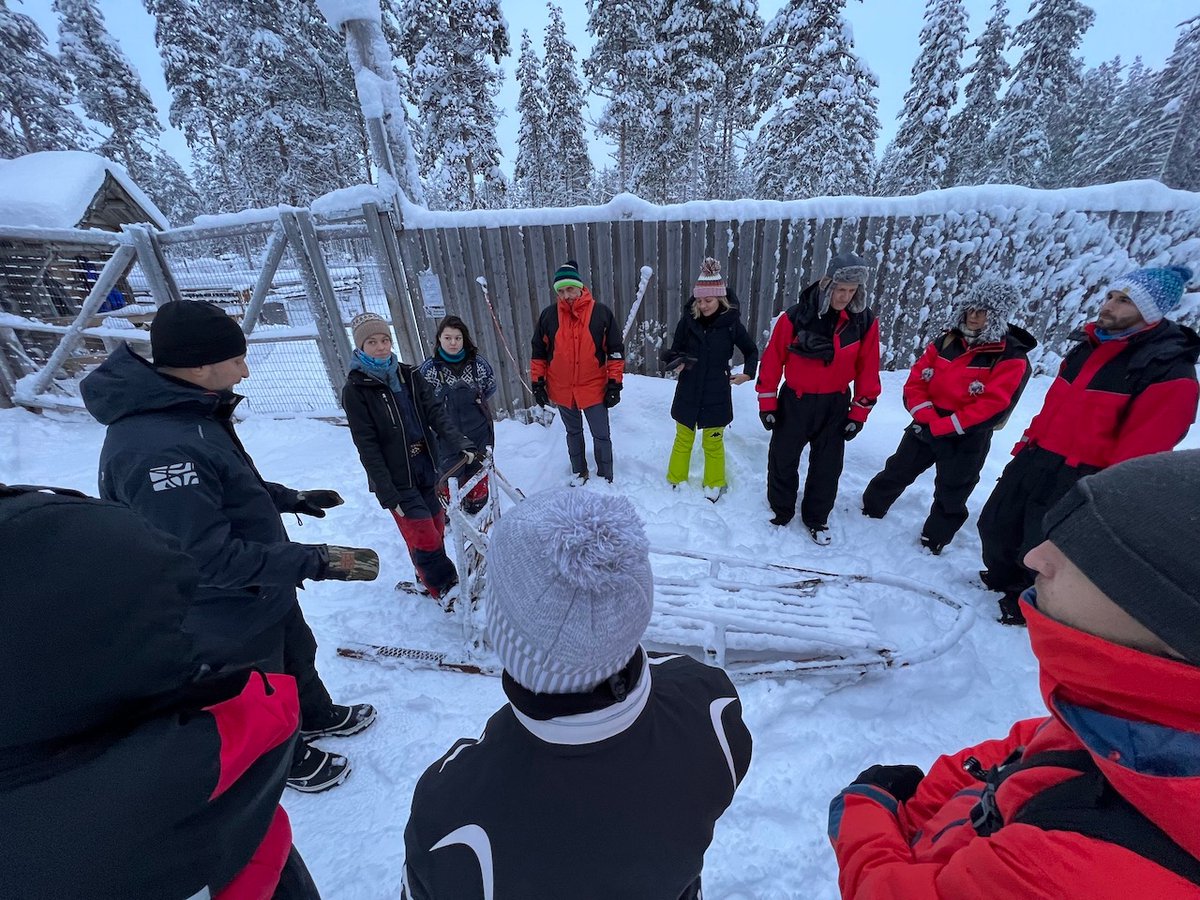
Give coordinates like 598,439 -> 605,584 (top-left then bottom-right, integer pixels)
3,369 -> 1197,899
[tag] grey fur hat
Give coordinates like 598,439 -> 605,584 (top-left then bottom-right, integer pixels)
485,488 -> 655,694
945,277 -> 1019,345
820,250 -> 871,315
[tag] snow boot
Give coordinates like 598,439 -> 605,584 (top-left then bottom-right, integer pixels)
920,535 -> 944,556
301,703 -> 377,740
568,472 -> 589,487
395,580 -> 431,596
997,592 -> 1027,627
287,743 -> 350,793
807,523 -> 832,546
770,510 -> 793,527
704,485 -> 727,503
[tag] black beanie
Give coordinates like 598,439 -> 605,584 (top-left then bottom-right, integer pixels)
151,300 -> 247,367
1042,450 -> 1200,663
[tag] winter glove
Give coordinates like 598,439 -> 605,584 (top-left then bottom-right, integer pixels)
532,379 -> 549,407
760,411 -> 776,431
907,421 -> 932,442
852,764 -> 926,803
294,489 -> 344,518
316,544 -> 380,582
462,449 -> 476,465
604,380 -> 622,408
843,421 -> 863,442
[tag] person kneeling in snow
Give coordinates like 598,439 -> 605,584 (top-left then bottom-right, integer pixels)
400,489 -> 753,900
0,485 -> 319,899
829,449 -> 1200,899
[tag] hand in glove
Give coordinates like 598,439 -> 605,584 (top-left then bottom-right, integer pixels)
532,379 -> 549,407
907,421 -> 931,442
294,489 -> 344,518
317,544 -> 380,582
604,380 -> 622,408
760,411 -> 776,432
851,764 -> 926,803
843,421 -> 863,442
462,449 -> 476,465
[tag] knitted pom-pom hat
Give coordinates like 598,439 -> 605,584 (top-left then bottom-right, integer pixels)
553,259 -> 585,292
693,257 -> 727,299
1107,265 -> 1193,324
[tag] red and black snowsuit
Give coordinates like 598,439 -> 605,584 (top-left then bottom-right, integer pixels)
0,486 -> 311,900
757,281 -> 881,526
862,324 -> 1035,549
979,319 -> 1199,594
829,598 -> 1200,899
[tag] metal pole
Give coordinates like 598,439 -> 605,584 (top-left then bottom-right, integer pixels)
123,225 -> 182,307
242,223 -> 288,336
18,244 -> 137,402
362,202 -> 423,363
296,210 -> 354,368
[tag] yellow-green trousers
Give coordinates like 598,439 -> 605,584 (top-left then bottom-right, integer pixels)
667,423 -> 726,487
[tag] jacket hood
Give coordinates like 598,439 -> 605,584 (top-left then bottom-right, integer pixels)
80,342 -> 225,425
1003,323 -> 1038,353
557,285 -> 596,319
1025,598 -> 1200,858
0,489 -> 206,754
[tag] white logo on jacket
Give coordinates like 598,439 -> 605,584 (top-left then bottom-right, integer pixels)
431,824 -> 494,900
148,462 -> 198,491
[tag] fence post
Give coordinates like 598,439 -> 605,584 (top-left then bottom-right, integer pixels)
123,224 -> 182,307
279,211 -> 352,403
17,243 -> 137,402
362,201 -> 423,364
242,222 -> 288,336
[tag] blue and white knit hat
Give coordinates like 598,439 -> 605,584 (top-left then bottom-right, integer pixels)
485,488 -> 655,694
1107,265 -> 1193,325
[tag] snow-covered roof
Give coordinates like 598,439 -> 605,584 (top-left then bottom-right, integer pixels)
0,151 -> 169,230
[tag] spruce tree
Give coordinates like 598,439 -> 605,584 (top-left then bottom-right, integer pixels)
945,0 -> 1010,186
146,149 -> 204,224
583,0 -> 655,196
1053,57 -> 1123,187
543,3 -> 593,206
1135,16 -> 1200,191
877,0 -> 967,195
0,0 -> 89,156
750,0 -> 879,198
985,0 -> 1095,188
513,30 -> 551,208
54,0 -> 162,183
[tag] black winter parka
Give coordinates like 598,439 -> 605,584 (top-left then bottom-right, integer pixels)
663,292 -> 759,429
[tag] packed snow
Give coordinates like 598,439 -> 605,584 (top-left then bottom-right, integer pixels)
3,367 -> 1198,899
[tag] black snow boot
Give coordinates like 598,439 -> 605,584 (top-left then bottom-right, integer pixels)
997,592 -> 1027,627
301,703 -> 377,739
287,743 -> 350,793
920,535 -> 944,556
807,523 -> 832,546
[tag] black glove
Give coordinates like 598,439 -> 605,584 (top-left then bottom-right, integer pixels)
843,420 -> 862,442
294,489 -> 344,518
532,379 -> 549,407
316,544 -> 380,582
604,380 -> 622,408
907,421 -> 931,442
760,411 -> 776,431
852,764 -> 926,803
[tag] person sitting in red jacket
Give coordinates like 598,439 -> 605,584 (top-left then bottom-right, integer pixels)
862,278 -> 1035,554
530,260 -> 625,485
0,484 -> 318,900
978,264 -> 1198,625
756,250 -> 881,545
830,450 -> 1200,899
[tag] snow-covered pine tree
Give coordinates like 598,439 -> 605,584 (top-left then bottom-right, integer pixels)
394,0 -> 510,210
146,148 -> 203,225
513,30 -> 551,208
1051,57 -> 1123,188
984,0 -> 1095,188
53,0 -> 161,182
543,3 -> 593,206
702,0 -> 763,201
1133,16 -> 1200,191
0,0 -> 89,157
877,0 -> 967,196
749,0 -> 880,198
583,0 -> 656,197
1087,57 -> 1158,185
945,0 -> 1010,186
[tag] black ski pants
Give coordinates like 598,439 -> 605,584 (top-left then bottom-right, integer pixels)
766,387 -> 850,527
273,846 -> 322,899
862,427 -> 993,547
977,445 -> 1098,594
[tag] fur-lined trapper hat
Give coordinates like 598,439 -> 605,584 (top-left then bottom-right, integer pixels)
819,250 -> 871,315
945,277 -> 1019,345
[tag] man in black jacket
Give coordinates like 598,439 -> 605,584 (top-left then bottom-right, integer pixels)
80,300 -> 380,794
401,489 -> 752,900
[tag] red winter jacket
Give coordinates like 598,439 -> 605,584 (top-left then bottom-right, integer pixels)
756,283 -> 881,422
904,326 -> 1035,437
829,600 -> 1200,899
530,288 -> 624,409
1016,320 -> 1199,468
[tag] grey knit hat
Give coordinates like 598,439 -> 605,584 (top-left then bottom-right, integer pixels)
945,277 -> 1020,345
350,311 -> 390,350
820,250 -> 870,315
485,488 -> 655,694
1042,449 -> 1200,663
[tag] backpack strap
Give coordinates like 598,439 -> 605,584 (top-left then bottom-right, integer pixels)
969,748 -> 1200,886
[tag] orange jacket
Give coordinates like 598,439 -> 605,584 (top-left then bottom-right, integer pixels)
530,288 -> 624,409
829,600 -> 1200,898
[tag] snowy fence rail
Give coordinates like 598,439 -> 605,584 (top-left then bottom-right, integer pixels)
3,181 -> 1198,415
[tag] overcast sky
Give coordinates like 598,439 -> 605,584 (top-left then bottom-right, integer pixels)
18,0 -> 1196,176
